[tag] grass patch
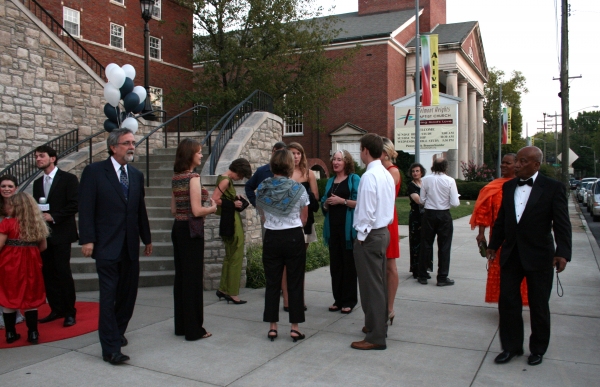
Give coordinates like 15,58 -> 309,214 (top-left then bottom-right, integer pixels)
395,197 -> 474,225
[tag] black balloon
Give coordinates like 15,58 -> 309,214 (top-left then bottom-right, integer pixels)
104,103 -> 120,124
133,101 -> 145,114
104,119 -> 119,132
119,77 -> 134,99
123,92 -> 140,113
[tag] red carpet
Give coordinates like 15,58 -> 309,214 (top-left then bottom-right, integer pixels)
0,302 -> 99,349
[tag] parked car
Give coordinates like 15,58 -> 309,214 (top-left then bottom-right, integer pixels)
578,178 -> 596,202
588,180 -> 599,212
570,178 -> 578,190
591,181 -> 600,221
583,181 -> 593,208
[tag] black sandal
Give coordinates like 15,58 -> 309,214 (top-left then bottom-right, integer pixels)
290,329 -> 305,342
268,329 -> 278,342
328,305 -> 341,312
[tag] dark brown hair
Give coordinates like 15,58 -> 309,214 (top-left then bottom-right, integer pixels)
360,133 -> 383,159
270,149 -> 294,177
431,158 -> 449,173
229,158 -> 252,179
408,163 -> 426,179
173,138 -> 201,173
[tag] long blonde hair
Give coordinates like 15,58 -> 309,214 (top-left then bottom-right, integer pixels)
382,137 -> 398,163
9,192 -> 50,242
287,142 -> 308,178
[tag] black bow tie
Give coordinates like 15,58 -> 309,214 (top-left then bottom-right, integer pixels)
518,178 -> 533,187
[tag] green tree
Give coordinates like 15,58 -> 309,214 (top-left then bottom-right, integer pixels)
570,110 -> 600,177
173,0 -> 355,125
483,68 -> 528,166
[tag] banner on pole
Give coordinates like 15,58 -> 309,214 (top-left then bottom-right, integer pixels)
502,107 -> 512,144
420,34 -> 439,106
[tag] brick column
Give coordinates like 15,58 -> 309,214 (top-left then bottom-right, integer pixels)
458,80 -> 469,170
445,71 -> 458,96
445,70 -> 459,178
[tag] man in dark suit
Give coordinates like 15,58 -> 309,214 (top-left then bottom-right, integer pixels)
487,146 -> 571,366
33,145 -> 79,327
79,128 -> 152,365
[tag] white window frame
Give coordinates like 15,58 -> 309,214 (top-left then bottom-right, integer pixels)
152,0 -> 161,20
149,86 -> 163,111
110,0 -> 125,5
110,23 -> 125,50
149,36 -> 161,60
284,110 -> 304,136
63,7 -> 80,37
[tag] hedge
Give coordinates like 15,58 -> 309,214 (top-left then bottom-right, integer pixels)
455,181 -> 488,200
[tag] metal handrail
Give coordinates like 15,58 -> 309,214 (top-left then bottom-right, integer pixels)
0,129 -> 79,189
18,0 -> 105,79
203,90 -> 274,175
136,106 -> 210,186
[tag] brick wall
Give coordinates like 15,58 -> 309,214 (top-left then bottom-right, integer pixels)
358,0 -> 446,32
35,0 -> 194,115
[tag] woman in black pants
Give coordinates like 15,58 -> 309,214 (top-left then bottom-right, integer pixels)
256,149 -> 309,342
170,139 -> 217,341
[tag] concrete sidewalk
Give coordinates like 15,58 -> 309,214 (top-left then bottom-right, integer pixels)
1,195 -> 599,386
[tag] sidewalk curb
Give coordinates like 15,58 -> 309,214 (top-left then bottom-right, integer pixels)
573,196 -> 600,271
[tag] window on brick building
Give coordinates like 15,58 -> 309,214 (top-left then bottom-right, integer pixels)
111,0 -> 124,5
152,0 -> 161,19
63,7 -> 80,37
150,37 -> 161,60
284,110 -> 304,136
149,87 -> 163,111
110,23 -> 124,50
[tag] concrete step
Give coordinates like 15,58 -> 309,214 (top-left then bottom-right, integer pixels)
130,161 -> 173,171
71,242 -> 174,257
152,148 -> 178,156
149,217 -> 175,230
146,207 -> 174,218
136,149 -> 209,163
145,196 -> 171,207
70,256 -> 175,274
73,270 -> 175,292
145,187 -> 173,196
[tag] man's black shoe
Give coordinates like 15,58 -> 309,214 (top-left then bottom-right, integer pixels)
437,278 -> 455,286
38,311 -> 64,323
417,277 -> 428,285
63,316 -> 76,327
494,350 -> 524,364
527,354 -> 543,366
121,335 -> 128,346
102,352 -> 130,365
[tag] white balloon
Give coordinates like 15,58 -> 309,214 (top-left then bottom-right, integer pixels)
103,83 -> 121,107
132,86 -> 147,104
107,67 -> 126,88
105,63 -> 119,79
121,117 -> 139,134
122,64 -> 136,80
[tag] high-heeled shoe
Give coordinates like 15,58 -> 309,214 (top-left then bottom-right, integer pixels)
216,290 -> 227,300
6,331 -> 20,344
268,329 -> 278,341
290,329 -> 305,342
388,310 -> 395,325
224,294 -> 247,304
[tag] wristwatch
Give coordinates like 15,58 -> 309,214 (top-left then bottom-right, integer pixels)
344,199 -> 348,206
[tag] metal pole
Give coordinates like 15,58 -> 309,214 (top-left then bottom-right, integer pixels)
414,0 -> 420,163
554,111 -> 558,165
497,85 -> 502,178
560,0 -> 570,189
543,112 -> 547,164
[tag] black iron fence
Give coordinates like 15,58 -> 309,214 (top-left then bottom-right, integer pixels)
18,0 -> 105,79
202,90 -> 274,175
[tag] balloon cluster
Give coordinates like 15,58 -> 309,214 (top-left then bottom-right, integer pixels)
103,63 -> 148,134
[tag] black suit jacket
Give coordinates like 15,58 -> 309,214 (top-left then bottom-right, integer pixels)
489,174 -> 572,271
33,169 -> 79,245
78,158 -> 151,261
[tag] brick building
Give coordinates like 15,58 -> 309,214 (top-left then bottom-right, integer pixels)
35,0 -> 194,116
287,0 -> 488,179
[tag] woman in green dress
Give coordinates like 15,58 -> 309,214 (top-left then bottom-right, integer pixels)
212,158 -> 252,304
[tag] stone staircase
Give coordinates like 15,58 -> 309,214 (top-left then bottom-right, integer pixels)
71,147 -> 204,291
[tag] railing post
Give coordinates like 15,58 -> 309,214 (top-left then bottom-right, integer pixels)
89,137 -> 92,165
146,140 -> 150,188
177,116 -> 181,145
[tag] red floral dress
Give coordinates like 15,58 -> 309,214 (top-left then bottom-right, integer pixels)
469,178 -> 528,305
0,218 -> 46,309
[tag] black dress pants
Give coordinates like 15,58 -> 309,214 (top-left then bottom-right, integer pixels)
41,242 -> 76,317
172,221 -> 207,340
263,227 -> 306,324
418,209 -> 453,281
499,248 -> 554,355
95,246 -> 139,356
328,225 -> 357,309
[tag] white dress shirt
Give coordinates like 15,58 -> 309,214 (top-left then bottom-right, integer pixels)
514,171 -> 538,224
111,156 -> 128,179
421,173 -> 460,210
43,166 -> 58,197
353,160 -> 396,241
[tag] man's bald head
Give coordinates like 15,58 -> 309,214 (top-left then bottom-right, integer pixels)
515,146 -> 542,179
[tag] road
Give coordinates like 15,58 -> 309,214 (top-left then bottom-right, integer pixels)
576,194 -> 600,246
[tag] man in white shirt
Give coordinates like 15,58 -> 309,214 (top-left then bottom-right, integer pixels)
351,134 -> 395,350
418,158 -> 460,286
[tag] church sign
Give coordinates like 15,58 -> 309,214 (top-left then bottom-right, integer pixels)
394,104 -> 458,151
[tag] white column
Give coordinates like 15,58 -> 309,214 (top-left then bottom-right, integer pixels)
477,96 -> 484,165
445,71 -> 458,97
406,74 -> 415,94
458,80 -> 469,170
468,88 -> 477,164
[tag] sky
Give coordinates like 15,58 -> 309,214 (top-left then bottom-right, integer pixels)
318,0 -> 600,136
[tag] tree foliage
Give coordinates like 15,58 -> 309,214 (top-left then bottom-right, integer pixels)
173,0 -> 355,124
569,110 -> 600,177
483,68 -> 528,166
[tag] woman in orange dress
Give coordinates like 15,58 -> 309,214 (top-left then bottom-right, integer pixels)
0,192 -> 50,344
469,154 -> 528,304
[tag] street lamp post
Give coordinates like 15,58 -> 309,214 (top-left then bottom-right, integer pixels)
140,0 -> 155,118
580,146 -> 597,177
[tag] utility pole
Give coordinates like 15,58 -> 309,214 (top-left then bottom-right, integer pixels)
497,85 -> 502,178
548,112 -> 561,166
537,113 -> 551,164
414,0 -> 421,163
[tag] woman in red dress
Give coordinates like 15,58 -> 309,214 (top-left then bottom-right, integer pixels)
381,138 -> 401,324
0,192 -> 49,344
469,154 -> 528,304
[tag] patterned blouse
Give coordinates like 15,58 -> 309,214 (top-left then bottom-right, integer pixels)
172,171 -> 199,221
